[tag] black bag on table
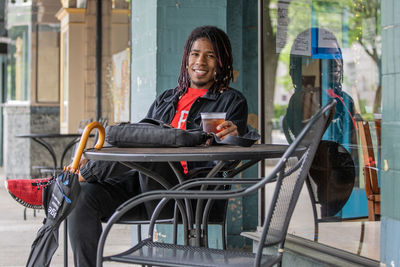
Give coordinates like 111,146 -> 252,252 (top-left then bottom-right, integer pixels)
105,118 -> 260,148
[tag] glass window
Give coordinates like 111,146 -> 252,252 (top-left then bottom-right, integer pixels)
108,0 -> 130,123
60,30 -> 68,125
8,0 -> 32,6
263,0 -> 381,261
7,25 -> 29,102
36,24 -> 60,103
112,0 -> 130,9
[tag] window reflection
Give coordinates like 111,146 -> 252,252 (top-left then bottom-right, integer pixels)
267,0 -> 381,260
283,27 -> 357,221
7,25 -> 29,101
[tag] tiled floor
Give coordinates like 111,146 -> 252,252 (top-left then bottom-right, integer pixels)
286,184 -> 380,261
0,174 -> 138,267
1,157 -> 380,266
262,144 -> 380,262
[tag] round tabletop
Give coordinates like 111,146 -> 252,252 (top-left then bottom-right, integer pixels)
16,133 -> 83,138
84,144 -> 290,162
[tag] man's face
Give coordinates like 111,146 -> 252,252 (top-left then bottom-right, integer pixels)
187,38 -> 217,89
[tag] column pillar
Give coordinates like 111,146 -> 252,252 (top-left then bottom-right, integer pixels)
56,8 -> 86,133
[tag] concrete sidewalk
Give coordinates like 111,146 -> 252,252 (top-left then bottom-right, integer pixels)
0,171 -> 134,267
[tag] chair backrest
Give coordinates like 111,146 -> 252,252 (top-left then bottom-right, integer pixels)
254,100 -> 336,264
357,116 -> 380,198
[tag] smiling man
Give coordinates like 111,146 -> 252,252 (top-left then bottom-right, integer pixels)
68,25 -> 249,266
187,38 -> 217,88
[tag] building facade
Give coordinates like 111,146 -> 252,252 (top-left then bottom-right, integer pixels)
4,0 -> 63,179
3,0 -> 400,266
3,0 -> 129,179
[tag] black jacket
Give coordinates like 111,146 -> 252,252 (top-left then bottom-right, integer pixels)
80,86 -> 248,182
147,87 -> 248,135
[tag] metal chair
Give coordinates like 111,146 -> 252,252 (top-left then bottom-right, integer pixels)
96,100 -> 336,267
107,162 -> 241,249
356,115 -> 380,221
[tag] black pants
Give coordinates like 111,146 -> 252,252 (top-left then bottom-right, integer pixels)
68,162 -> 179,267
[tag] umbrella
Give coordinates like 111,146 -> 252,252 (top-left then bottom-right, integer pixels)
26,121 -> 105,267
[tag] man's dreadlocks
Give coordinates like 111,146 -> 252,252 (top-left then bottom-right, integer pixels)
177,25 -> 234,94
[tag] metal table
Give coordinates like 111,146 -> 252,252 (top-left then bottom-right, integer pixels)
84,144 -> 290,246
84,144 -> 289,162
16,133 -> 84,172
84,144 -> 291,186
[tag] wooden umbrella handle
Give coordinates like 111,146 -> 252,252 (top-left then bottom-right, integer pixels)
70,121 -> 105,171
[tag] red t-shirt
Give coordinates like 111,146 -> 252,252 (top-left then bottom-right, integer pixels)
170,88 -> 208,173
170,88 -> 208,129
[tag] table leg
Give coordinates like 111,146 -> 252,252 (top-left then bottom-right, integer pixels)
195,159 -> 262,247
119,162 -> 172,190
119,161 -> 188,243
64,218 -> 68,267
123,161 -> 195,245
60,138 -> 80,168
168,162 -> 195,241
194,161 -> 229,246
167,162 -> 185,184
169,161 -> 229,246
31,137 -> 58,170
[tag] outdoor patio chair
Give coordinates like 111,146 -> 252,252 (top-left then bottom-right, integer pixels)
104,161 -> 242,249
356,114 -> 380,221
95,100 -> 336,267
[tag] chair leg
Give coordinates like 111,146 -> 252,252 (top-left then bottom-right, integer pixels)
136,225 -> 145,267
367,200 -> 381,221
173,205 -> 179,245
222,222 -> 226,250
64,219 -> 68,267
374,201 -> 381,221
305,176 -> 319,242
137,224 -> 142,242
357,221 -> 365,255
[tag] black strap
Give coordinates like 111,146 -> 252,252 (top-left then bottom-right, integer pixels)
138,118 -> 173,128
211,130 -> 260,147
139,118 -> 260,147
